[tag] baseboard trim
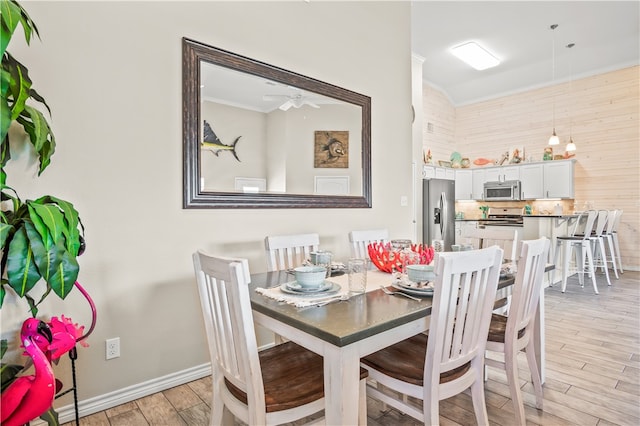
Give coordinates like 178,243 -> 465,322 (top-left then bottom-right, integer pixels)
50,363 -> 212,424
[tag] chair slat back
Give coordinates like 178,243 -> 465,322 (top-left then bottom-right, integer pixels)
192,252 -> 266,412
508,237 -> 551,336
462,227 -> 519,261
605,210 -> 618,234
426,246 -> 503,387
578,210 -> 598,241
594,210 -> 609,237
611,209 -> 623,233
264,233 -> 320,271
349,229 -> 389,258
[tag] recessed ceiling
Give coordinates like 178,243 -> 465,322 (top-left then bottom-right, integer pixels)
411,1 -> 640,106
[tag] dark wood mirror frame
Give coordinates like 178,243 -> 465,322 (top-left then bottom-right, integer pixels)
182,38 -> 372,209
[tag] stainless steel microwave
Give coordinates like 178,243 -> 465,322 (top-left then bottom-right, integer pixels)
483,180 -> 521,201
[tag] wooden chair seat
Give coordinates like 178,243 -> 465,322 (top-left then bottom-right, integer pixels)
361,333 -> 470,386
225,341 -> 368,413
487,313 -> 525,343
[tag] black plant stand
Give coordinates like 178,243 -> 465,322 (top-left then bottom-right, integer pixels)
54,347 -> 80,425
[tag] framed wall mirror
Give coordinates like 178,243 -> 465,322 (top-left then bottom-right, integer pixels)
182,38 -> 371,208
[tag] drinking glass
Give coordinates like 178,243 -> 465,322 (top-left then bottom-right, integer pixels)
312,251 -> 333,278
348,258 -> 368,295
432,239 -> 444,253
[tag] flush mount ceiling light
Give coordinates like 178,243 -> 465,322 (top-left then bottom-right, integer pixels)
450,41 -> 500,70
548,24 -> 560,146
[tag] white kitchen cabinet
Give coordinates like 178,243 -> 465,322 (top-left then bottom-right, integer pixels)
485,165 -> 520,182
423,165 -> 454,180
543,160 -> 574,198
472,169 -> 486,200
521,160 -> 574,199
455,220 -> 478,245
520,164 -> 544,199
455,170 -> 473,200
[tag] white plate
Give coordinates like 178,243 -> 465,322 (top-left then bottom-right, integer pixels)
280,281 -> 340,296
392,283 -> 434,297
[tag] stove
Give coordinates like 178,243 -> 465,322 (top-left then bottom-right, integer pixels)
479,207 -> 524,227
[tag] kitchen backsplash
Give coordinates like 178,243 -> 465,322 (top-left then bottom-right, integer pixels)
455,199 -> 576,220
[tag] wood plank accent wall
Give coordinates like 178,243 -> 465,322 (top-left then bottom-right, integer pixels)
422,66 -> 639,270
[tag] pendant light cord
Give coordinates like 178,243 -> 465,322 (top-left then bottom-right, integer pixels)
551,24 -> 557,129
567,42 -> 575,138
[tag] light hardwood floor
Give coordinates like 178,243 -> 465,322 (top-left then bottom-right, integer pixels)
64,271 -> 639,425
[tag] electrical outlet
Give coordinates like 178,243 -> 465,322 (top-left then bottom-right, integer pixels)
106,337 -> 120,360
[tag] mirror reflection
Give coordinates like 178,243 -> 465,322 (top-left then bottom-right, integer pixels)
182,38 -> 371,208
200,62 -> 363,195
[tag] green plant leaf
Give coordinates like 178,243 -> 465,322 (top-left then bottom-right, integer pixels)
23,219 -> 50,280
3,52 -> 31,121
0,284 -> 5,308
0,221 -> 12,248
46,239 -> 78,299
29,202 -> 64,245
1,363 -> 24,392
6,225 -> 41,296
16,105 -> 55,174
0,0 -> 23,57
39,195 -> 82,255
39,407 -> 59,426
0,81 -> 10,144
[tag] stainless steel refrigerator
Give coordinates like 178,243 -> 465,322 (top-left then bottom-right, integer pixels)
422,178 -> 455,251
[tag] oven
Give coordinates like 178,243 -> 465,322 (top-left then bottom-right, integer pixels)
478,207 -> 524,228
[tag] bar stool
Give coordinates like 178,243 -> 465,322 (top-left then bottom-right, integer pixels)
607,209 -> 624,274
602,210 -> 620,279
583,210 -> 612,287
552,210 -> 599,294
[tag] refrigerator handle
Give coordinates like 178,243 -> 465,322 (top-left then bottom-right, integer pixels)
440,191 -> 447,236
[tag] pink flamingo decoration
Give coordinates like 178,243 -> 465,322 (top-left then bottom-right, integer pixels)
0,281 -> 96,425
0,319 -> 56,426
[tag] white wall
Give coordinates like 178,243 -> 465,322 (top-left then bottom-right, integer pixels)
1,0 -> 414,410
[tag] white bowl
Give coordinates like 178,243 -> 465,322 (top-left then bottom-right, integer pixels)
294,266 -> 327,288
406,264 -> 435,283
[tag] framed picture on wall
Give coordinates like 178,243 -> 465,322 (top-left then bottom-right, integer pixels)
314,131 -> 349,168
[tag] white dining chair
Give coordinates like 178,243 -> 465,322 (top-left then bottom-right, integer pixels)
461,226 -> 519,262
361,246 -> 503,425
485,237 -> 550,425
192,250 -> 367,425
552,209 -> 599,293
348,228 -> 389,258
264,233 -> 319,271
461,226 -> 518,312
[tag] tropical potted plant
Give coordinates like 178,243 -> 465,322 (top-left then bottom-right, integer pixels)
1,1 -> 93,424
1,0 -> 84,315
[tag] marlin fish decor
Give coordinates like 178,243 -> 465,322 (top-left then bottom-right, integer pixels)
202,120 -> 241,162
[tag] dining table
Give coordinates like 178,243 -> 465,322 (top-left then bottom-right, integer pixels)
249,267 -> 549,425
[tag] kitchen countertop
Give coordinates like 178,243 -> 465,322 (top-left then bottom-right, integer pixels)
523,214 -> 579,218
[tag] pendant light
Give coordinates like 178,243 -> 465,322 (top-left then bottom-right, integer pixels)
548,24 -> 560,146
566,42 -> 577,152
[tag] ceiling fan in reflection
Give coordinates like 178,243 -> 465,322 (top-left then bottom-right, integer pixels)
263,93 -> 320,111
